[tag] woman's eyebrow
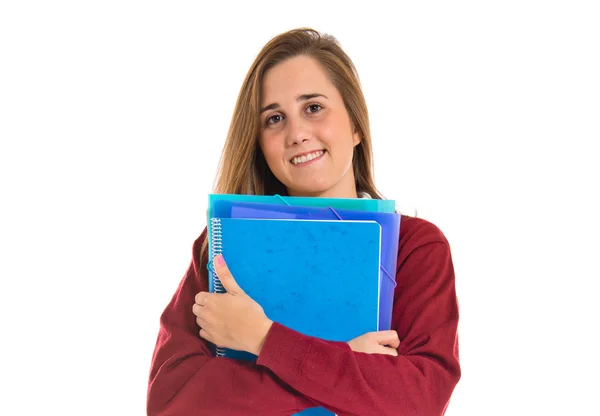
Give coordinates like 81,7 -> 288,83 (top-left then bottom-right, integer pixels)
260,93 -> 329,114
298,93 -> 328,102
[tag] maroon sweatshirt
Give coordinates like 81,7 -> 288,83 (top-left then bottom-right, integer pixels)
147,215 -> 461,416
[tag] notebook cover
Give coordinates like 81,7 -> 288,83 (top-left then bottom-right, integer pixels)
209,218 -> 381,348
209,218 -> 381,416
211,200 -> 400,331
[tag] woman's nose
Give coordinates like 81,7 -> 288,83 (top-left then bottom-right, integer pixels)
286,117 -> 312,146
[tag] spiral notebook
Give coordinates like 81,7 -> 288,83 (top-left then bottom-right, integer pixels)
208,217 -> 381,415
209,217 -> 381,347
211,200 -> 401,331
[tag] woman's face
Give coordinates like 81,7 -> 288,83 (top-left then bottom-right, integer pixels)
258,55 -> 360,198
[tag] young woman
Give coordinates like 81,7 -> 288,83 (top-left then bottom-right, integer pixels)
147,28 -> 460,416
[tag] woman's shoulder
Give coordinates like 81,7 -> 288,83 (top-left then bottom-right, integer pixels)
398,215 -> 450,253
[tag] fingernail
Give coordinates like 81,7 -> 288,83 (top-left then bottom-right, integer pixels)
215,254 -> 225,267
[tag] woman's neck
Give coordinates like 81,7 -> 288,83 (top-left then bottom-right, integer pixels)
286,187 -> 359,199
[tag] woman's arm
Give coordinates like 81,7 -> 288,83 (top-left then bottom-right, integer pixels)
255,218 -> 461,416
146,230 -> 316,416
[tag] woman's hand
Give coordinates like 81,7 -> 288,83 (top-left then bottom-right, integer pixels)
192,254 -> 273,356
347,330 -> 400,356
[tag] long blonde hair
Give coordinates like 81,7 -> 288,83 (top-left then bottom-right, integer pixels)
202,28 -> 384,258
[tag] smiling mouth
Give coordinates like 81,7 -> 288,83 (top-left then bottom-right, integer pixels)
290,150 -> 326,166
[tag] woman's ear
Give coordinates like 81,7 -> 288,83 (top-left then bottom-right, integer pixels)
352,129 -> 361,147
350,120 -> 362,146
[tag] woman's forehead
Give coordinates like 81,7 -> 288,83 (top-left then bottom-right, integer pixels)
261,56 -> 337,104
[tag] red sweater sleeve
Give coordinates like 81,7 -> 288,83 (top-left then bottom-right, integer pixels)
146,229 -> 316,416
256,216 -> 461,416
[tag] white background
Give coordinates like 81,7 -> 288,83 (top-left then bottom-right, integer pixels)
1,1 -> 599,415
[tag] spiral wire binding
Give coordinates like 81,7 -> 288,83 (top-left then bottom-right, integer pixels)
210,217 -> 225,357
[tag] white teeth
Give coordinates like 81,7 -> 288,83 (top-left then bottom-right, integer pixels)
291,150 -> 325,165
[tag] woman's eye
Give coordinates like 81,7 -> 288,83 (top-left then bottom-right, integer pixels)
267,114 -> 284,125
306,104 -> 322,114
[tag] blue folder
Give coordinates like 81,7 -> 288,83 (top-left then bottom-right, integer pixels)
208,193 -> 396,217
208,217 -> 381,416
211,200 -> 401,331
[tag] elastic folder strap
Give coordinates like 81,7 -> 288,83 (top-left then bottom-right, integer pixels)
274,194 -> 291,206
328,206 -> 396,287
327,206 -> 343,220
381,266 -> 397,287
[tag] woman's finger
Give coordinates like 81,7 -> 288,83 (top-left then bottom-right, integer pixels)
213,254 -> 245,295
199,328 -> 213,342
375,330 -> 400,349
192,303 -> 203,317
195,292 -> 209,306
196,315 -> 208,328
379,346 -> 399,356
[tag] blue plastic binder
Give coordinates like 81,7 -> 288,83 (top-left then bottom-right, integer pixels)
208,194 -> 396,218
210,200 -> 401,331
